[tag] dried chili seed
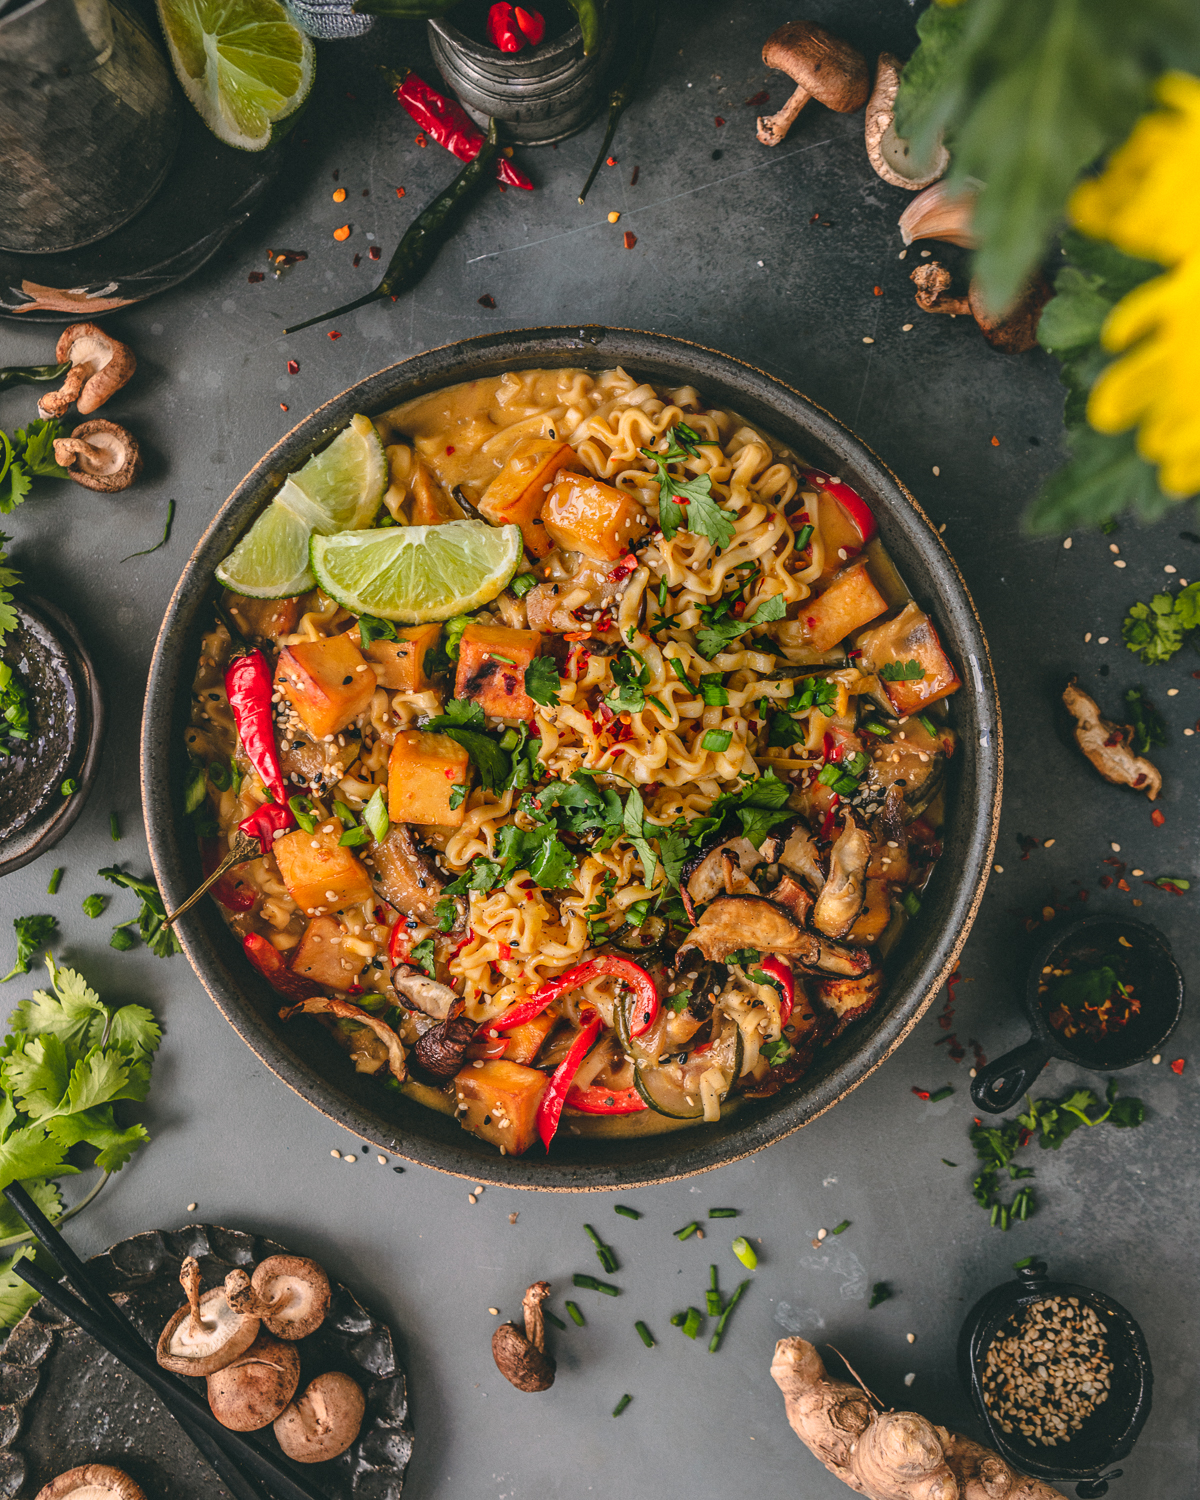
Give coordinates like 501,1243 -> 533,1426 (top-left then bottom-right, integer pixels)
623,231 -> 637,249
1151,808 -> 1166,827
873,285 -> 882,295
369,246 -> 381,260
286,359 -> 299,375
478,294 -> 497,308
333,187 -> 347,202
280,403 -> 289,411
334,224 -> 351,241
248,270 -> 265,283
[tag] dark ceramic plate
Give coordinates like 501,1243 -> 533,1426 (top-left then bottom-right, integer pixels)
141,326 -> 1003,1189
0,595 -> 104,876
0,1222 -> 413,1499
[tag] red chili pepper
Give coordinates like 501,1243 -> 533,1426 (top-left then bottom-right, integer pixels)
537,1009 -> 602,1149
485,955 -> 659,1038
388,919 -> 413,965
819,794 -> 841,842
389,70 -> 533,190
912,1087 -> 931,1100
514,5 -> 545,44
487,1 -> 523,51
565,1084 -> 646,1114
224,649 -> 296,854
759,955 -> 794,1025
201,841 -> 257,912
243,933 -> 321,1002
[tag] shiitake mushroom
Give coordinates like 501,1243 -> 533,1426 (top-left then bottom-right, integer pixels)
492,1282 -> 556,1392
274,1371 -> 366,1462
206,1331 -> 301,1431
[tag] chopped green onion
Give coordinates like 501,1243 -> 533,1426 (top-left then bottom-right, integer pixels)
667,656 -> 691,686
917,713 -> 937,736
674,1222 -> 700,1241
941,1158 -> 958,1167
82,894 -> 105,919
731,1236 -> 757,1269
900,889 -> 921,917
634,1320 -> 655,1348
61,779 -> 78,796
339,824 -> 371,848
508,572 -> 537,598
682,1307 -> 702,1339
544,1309 -> 566,1330
612,1393 -> 632,1417
614,1204 -> 641,1220
831,1220 -> 851,1235
288,795 -> 316,833
1012,1256 -> 1034,1271
708,1208 -> 737,1219
565,1301 -> 586,1326
47,868 -> 63,896
363,786 -> 389,844
793,523 -> 814,550
707,1265 -> 722,1316
499,728 -> 521,750
669,1311 -> 685,1327
928,1085 -> 954,1103
109,811 -> 120,841
573,1273 -> 619,1296
708,1279 -> 749,1352
868,1282 -> 892,1309
701,729 -> 733,753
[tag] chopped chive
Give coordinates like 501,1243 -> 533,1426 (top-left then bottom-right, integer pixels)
109,811 -> 120,841
917,712 -> 937,736
612,1394 -> 632,1417
901,889 -> 921,917
614,1204 -> 641,1219
669,1311 -> 685,1327
990,1203 -> 1001,1227
731,1236 -> 757,1269
708,1278 -> 749,1352
868,1282 -> 892,1309
708,1207 -> 737,1218
634,1320 -> 655,1348
682,1307 -> 702,1339
941,1158 -> 958,1167
674,1221 -> 700,1240
565,1301 -> 586,1326
573,1273 -> 620,1296
793,523 -> 814,550
831,1220 -> 851,1235
47,867 -> 63,895
544,1310 -> 566,1330
928,1085 -> 954,1103
585,1224 -> 618,1273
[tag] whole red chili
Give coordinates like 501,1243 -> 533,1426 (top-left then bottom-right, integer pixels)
225,649 -> 296,853
487,1 -> 523,51
485,955 -> 659,1037
514,5 -> 545,44
389,69 -> 533,190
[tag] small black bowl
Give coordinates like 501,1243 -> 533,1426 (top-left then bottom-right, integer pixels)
959,1258 -> 1153,1497
970,914 -> 1184,1114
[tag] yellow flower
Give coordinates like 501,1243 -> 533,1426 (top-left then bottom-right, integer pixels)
1069,72 -> 1200,497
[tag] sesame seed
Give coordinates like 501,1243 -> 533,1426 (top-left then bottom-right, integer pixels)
331,1149 -> 341,1158
907,1333 -> 916,1343
1165,564 -> 1177,573
1098,636 -> 1109,644
932,466 -> 940,476
1185,728 -> 1195,736
488,1306 -> 499,1315
1063,537 -> 1072,549
1044,838 -> 1056,847
187,1203 -> 198,1212
1115,560 -> 1126,568
1168,687 -> 1179,696
474,1185 -> 484,1194
377,1154 -> 387,1164
994,864 -> 1004,873
817,1227 -> 827,1240
898,250 -> 907,259
862,336 -> 875,344
344,1154 -> 357,1163
1084,632 -> 1092,642
1132,868 -> 1144,876
902,322 -> 913,330
904,1373 -> 916,1386
1109,543 -> 1120,554
1111,842 -> 1120,852
1152,1054 -> 1162,1064
469,1193 -> 477,1204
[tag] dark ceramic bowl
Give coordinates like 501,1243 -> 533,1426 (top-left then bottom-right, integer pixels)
959,1258 -> 1152,1497
141,326 -> 1002,1189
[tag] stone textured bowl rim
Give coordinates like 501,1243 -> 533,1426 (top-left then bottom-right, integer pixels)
141,325 -> 1003,1191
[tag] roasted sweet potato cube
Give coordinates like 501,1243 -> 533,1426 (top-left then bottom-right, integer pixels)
224,591 -> 302,642
801,560 -> 889,653
455,623 -> 542,719
388,730 -> 470,827
543,470 -> 650,562
274,819 -> 375,916
292,914 -> 360,990
846,879 -> 892,944
479,437 -> 583,557
355,622 -> 441,692
502,1011 -> 557,1066
861,600 -> 962,715
454,1059 -> 549,1155
276,632 -> 377,740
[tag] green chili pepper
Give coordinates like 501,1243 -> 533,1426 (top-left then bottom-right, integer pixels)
577,2 -> 658,203
566,0 -> 601,53
0,362 -> 69,393
286,119 -> 501,335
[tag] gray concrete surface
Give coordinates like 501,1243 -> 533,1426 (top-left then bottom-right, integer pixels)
0,3 -> 1195,1496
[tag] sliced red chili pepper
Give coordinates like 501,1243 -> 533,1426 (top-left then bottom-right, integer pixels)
537,1010 -> 602,1149
565,1084 -> 646,1114
759,955 -> 794,1025
388,919 -> 413,965
389,69 -> 533,190
819,794 -> 841,843
912,1087 -> 931,1100
243,933 -> 321,1002
514,5 -> 545,43
1151,808 -> 1166,827
485,955 -> 659,1038
1170,1057 -> 1186,1074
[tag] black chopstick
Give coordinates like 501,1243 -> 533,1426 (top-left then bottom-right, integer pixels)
3,1184 -> 321,1500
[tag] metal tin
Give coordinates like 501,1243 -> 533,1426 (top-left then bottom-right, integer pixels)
142,326 -> 1003,1190
428,3 -> 616,145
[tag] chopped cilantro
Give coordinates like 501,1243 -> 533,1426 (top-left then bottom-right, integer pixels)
878,659 -> 925,682
98,867 -> 180,959
445,858 -> 504,896
357,615 -> 398,648
606,652 -> 649,713
408,937 -> 437,977
448,782 -> 468,811
0,418 -> 68,514
0,660 -> 30,756
1122,582 -> 1200,665
762,1037 -> 794,1067
434,897 -> 458,932
81,895 -> 106,919
0,534 -> 21,645
3,915 -> 57,982
640,426 -> 735,550
1124,686 -> 1167,755
695,593 -> 787,659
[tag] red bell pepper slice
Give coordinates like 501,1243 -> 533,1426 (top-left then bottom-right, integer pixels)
800,467 -> 877,546
485,955 -> 659,1038
537,1009 -> 602,1150
243,933 -> 322,1002
759,955 -> 795,1026
565,1084 -> 646,1114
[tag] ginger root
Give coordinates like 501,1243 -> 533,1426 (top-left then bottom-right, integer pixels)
771,1338 -> 1067,1500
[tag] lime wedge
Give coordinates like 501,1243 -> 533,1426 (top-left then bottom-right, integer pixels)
215,414 -> 387,598
156,0 -> 315,152
310,521 -> 523,622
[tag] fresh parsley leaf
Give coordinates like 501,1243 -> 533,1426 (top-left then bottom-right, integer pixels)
667,990 -> 692,1014
526,770 -> 622,837
698,673 -> 728,706
448,782 -> 468,811
524,654 -> 561,707
15,420 -> 67,480
109,925 -> 136,952
98,867 -> 180,960
434,897 -> 458,932
878,659 -> 925,683
445,858 -> 503,896
527,836 -> 577,889
3,916 -> 57,982
640,433 -> 735,550
606,652 -> 649,713
358,615 -> 398,648
622,785 -> 658,887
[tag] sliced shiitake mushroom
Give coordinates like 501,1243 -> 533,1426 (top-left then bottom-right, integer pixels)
156,1255 -> 260,1377
225,1254 -> 331,1340
680,895 -> 870,976
813,968 -> 885,1034
274,1371 -> 366,1462
389,970 -> 459,1021
773,819 -> 826,890
414,1013 -> 477,1077
681,834 -> 764,920
35,1465 -> 147,1500
372,823 -> 451,926
812,811 -> 871,940
206,1331 -> 301,1431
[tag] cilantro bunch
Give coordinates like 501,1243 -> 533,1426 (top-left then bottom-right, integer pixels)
1122,581 -> 1200,665
0,956 -> 162,1326
0,419 -> 67,514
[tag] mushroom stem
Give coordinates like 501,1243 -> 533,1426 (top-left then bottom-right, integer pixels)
757,84 -> 814,147
37,363 -> 90,418
523,1280 -> 551,1352
181,1256 -> 203,1338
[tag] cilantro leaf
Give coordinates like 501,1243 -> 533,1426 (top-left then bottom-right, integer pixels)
1124,687 -> 1167,755
606,652 -> 649,713
440,728 -> 509,791
408,937 -> 437,977
358,615 -> 398,648
445,858 -> 503,896
0,534 -> 20,645
878,659 -> 925,682
524,654 -> 561,707
14,419 -> 68,480
695,593 -> 787,660
429,698 -> 485,729
98,867 -> 180,959
622,785 -> 658,887
641,431 -> 735,549
435,897 -> 458,932
3,916 -> 57,983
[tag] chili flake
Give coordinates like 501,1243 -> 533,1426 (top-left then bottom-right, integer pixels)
333,187 -> 347,202
911,1087 -> 931,1100
715,116 -> 725,126
873,285 -> 882,295
287,359 -> 300,375
991,436 -> 1000,446
396,186 -> 406,197
334,224 -> 351,241
328,330 -> 342,340
446,446 -> 455,455
353,253 -> 361,267
623,231 -> 637,249
606,155 -> 617,166
1170,1057 -> 1186,1074
248,270 -> 265,283
744,90 -> 769,107
369,246 -> 381,260
1151,808 -> 1166,826
479,293 -> 497,308
416,132 -> 428,147
280,403 -> 289,411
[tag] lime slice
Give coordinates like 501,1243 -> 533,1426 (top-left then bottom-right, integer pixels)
310,521 -> 523,622
156,0 -> 315,152
292,414 -> 387,532
216,493 -> 317,598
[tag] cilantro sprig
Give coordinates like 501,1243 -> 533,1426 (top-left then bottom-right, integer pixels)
0,419 -> 68,515
1122,582 -> 1200,666
2,916 -> 57,983
0,534 -> 20,645
641,425 -> 735,550
695,593 -> 786,660
98,868 -> 181,959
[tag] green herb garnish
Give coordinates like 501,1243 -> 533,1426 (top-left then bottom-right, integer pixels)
2,916 -> 57,982
878,659 -> 925,682
98,867 -> 180,959
523,654 -> 560,706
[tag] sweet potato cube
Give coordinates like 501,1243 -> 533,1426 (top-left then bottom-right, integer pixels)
276,632 -> 377,740
801,560 -> 889,653
479,437 -> 583,557
861,600 -> 962,715
274,819 -> 375,916
224,591 -> 302,642
387,730 -> 470,827
455,623 -> 543,720
356,622 -> 441,692
502,1010 -> 557,1066
543,470 -> 650,562
292,914 -> 359,990
410,460 -> 461,526
454,1059 -> 549,1155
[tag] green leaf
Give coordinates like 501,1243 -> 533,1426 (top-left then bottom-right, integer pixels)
358,614 -> 398,648
14,419 -> 68,480
104,1002 -> 161,1063
434,897 -> 458,932
46,1107 -> 150,1172
696,594 -> 786,660
698,673 -> 728,707
524,655 -> 561,707
2,916 -> 57,983
0,463 -> 31,515
0,1246 -> 41,1328
0,1178 -> 61,1241
3,1035 -> 72,1120
622,785 -> 659,888
1124,687 -> 1167,754
527,836 -> 577,890
878,659 -> 924,683
0,1123 -> 80,1194
65,1048 -> 132,1114
363,787 -> 389,844
1026,424 -> 1174,534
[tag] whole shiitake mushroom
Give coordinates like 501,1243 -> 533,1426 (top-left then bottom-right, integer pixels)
491,1281 -> 555,1392
225,1254 -> 331,1340
206,1331 -> 301,1431
156,1255 -> 260,1377
274,1371 -> 366,1462
35,1466 -> 146,1500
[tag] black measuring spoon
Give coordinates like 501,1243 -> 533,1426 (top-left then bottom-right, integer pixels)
970,913 -> 1184,1114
